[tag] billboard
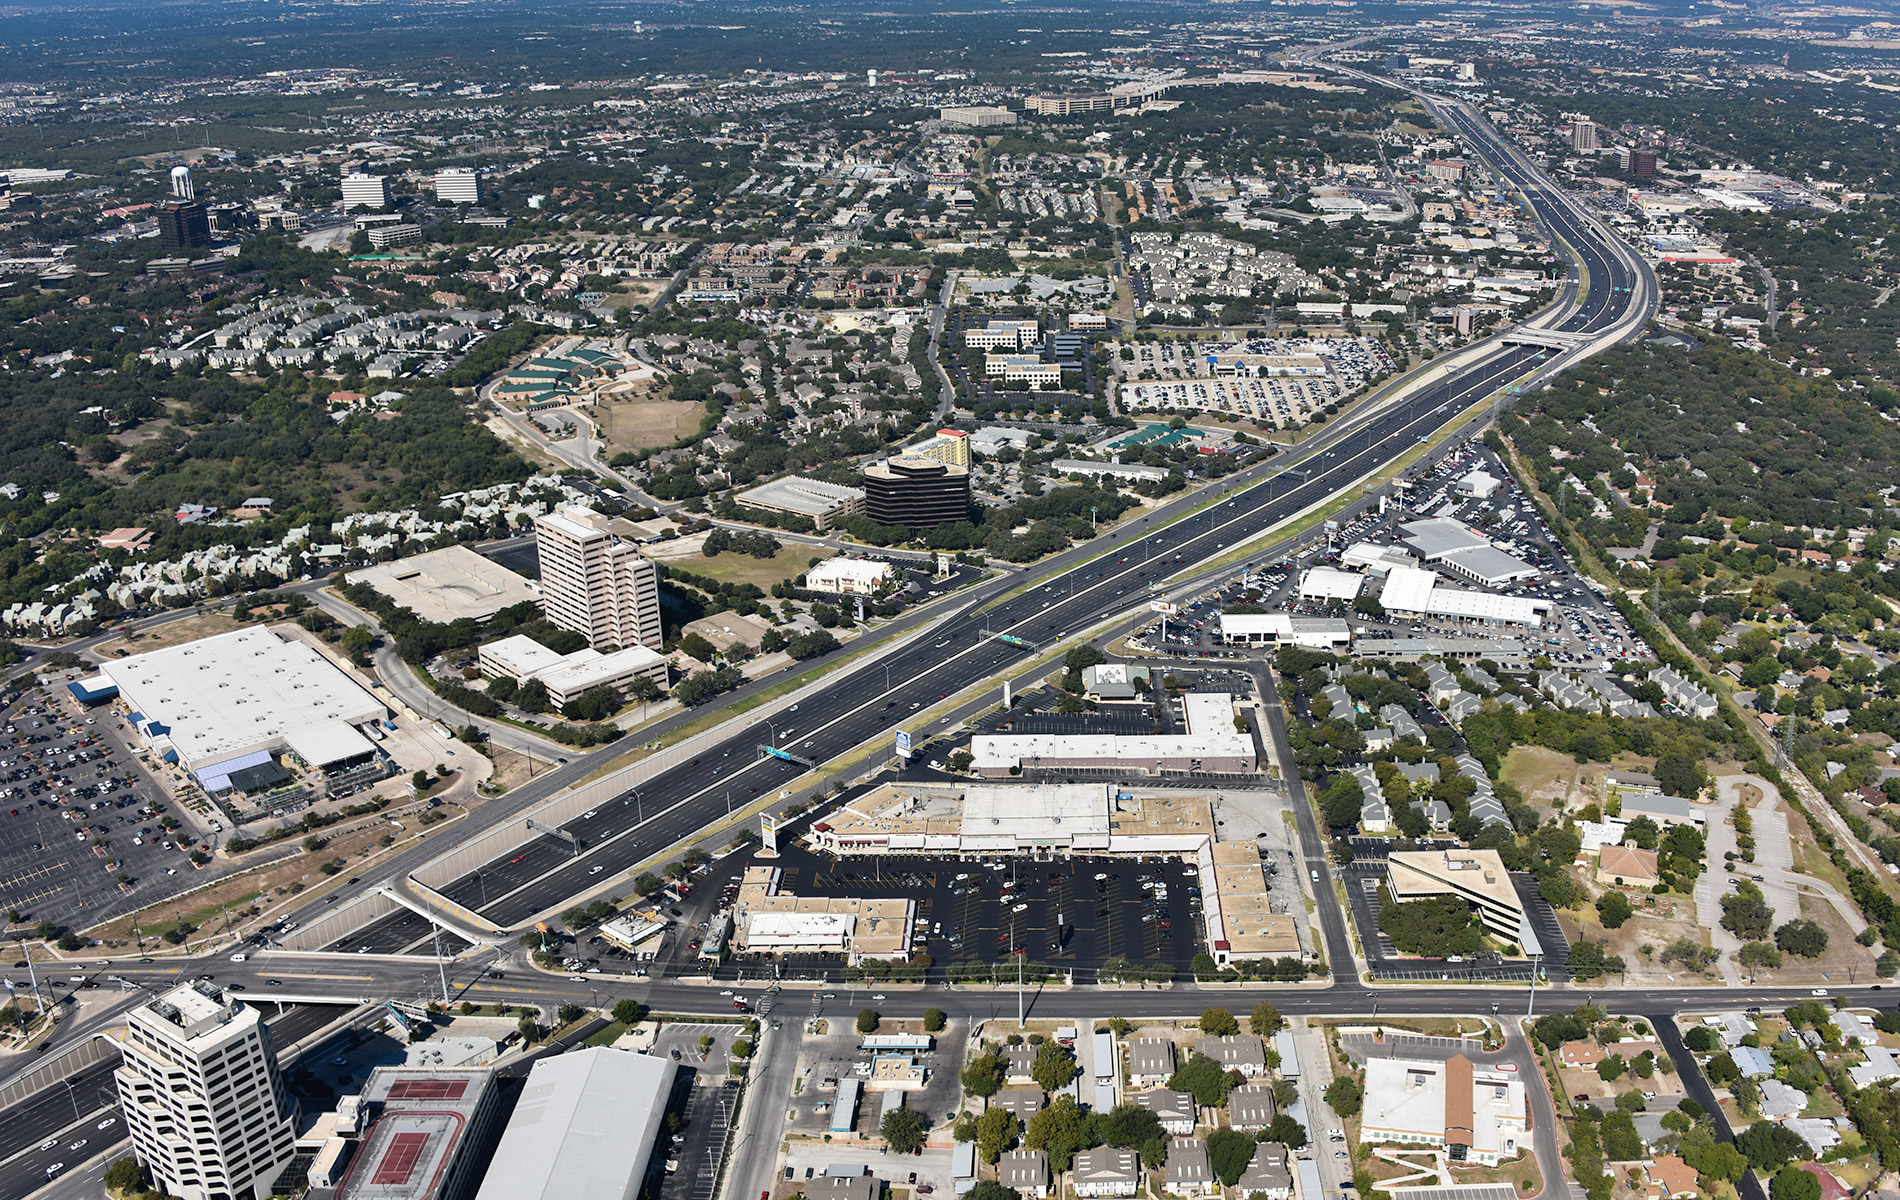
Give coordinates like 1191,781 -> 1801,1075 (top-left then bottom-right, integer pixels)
760,813 -> 779,854
895,730 -> 913,758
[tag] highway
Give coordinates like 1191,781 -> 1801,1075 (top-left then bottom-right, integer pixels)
326,98 -> 1654,953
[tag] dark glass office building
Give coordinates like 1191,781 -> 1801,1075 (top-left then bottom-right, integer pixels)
862,454 -> 971,528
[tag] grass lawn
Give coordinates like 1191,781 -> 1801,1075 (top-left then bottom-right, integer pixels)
584,1021 -> 629,1047
663,546 -> 812,591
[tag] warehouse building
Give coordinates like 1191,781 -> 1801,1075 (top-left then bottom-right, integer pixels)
100,628 -> 388,789
350,545 -> 540,623
472,1048 -> 675,1200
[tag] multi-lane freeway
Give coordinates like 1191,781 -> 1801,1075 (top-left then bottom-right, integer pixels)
317,81 -> 1654,959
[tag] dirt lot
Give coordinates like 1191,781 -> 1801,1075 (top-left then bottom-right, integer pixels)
599,398 -> 704,453
92,612 -> 251,658
73,789 -> 472,952
1500,747 -> 1600,816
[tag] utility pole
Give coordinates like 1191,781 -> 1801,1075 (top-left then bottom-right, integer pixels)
433,921 -> 449,1007
1526,953 -> 1541,1017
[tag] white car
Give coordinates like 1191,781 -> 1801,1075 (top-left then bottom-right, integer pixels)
1812,989 -> 1830,997
872,993 -> 887,1001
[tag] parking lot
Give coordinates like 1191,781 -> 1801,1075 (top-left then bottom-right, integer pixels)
715,847 -> 1209,985
0,680 -> 201,929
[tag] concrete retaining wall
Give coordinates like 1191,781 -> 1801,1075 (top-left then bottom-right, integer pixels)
0,1033 -> 119,1113
277,888 -> 404,952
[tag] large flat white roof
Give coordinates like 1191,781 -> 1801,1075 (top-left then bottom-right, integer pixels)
348,545 -> 539,623
534,644 -> 666,694
1379,566 -> 1545,627
102,628 -> 384,771
1298,567 -> 1365,601
746,912 -> 856,947
475,1048 -> 673,1200
963,784 -> 1111,842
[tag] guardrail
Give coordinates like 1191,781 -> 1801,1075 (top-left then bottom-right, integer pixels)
0,1033 -> 119,1114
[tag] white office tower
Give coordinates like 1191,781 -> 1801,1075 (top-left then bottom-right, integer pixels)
170,165 -> 195,201
115,982 -> 297,1200
434,166 -> 483,204
340,172 -> 391,210
533,505 -> 663,651
1569,119 -> 1599,154
867,68 -> 879,87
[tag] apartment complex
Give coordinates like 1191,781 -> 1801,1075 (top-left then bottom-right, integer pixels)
533,505 -> 663,651
114,982 -> 298,1200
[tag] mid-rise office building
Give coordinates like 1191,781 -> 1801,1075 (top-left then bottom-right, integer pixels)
157,202 -> 213,253
341,172 -> 391,211
862,454 -> 970,529
114,981 -> 298,1200
434,168 -> 483,204
533,505 -> 663,651
1569,119 -> 1599,154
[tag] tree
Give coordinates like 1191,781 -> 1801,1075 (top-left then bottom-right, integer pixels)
1169,1053 -> 1233,1107
857,1008 -> 881,1034
924,1007 -> 947,1033
966,1184 -> 1020,1200
1026,1095 -> 1091,1171
1683,1026 -> 1718,1053
104,1157 -> 146,1192
517,1014 -> 543,1043
1207,1128 -> 1256,1186
411,769 -> 432,792
1597,1055 -> 1627,1082
882,1107 -> 929,1154
1032,1040 -> 1077,1093
1770,1167 -> 1822,1200
1656,752 -> 1707,798
955,1112 -> 979,1143
556,1003 -> 583,1025
976,1107 -> 1019,1164
613,999 -> 646,1026
1721,890 -> 1774,941
515,677 -> 550,713
962,1052 -> 1005,1099
1740,941 -> 1784,970
1379,895 -> 1486,956
1250,1002 -> 1285,1036
1093,1102 -> 1163,1149
1737,1120 -> 1809,1172
1201,1007 -> 1240,1036
1775,918 -> 1829,958
1704,1052 -> 1740,1085
1265,1113 -> 1308,1150
1325,1074 -> 1363,1117
1597,891 -> 1633,929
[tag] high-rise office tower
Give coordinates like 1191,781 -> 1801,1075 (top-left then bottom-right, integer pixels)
433,167 -> 483,204
114,982 -> 297,1200
157,201 -> 213,253
533,505 -> 663,651
341,172 -> 391,210
1569,119 -> 1599,154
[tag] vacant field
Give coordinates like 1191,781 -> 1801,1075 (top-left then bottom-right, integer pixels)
649,540 -> 814,591
601,399 -> 704,453
1500,746 -> 1596,812
93,612 -> 251,658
